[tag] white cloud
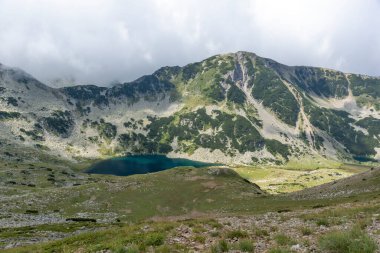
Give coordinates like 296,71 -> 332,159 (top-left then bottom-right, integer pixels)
0,0 -> 379,86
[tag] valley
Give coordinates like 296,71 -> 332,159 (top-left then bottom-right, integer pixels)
0,51 -> 379,252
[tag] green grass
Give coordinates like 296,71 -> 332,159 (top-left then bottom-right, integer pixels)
315,218 -> 330,227
238,239 -> 255,252
211,239 -> 229,253
301,202 -> 380,224
226,229 -> 248,239
319,227 -> 378,253
268,247 -> 293,253
233,162 -> 361,194
1,156 -> 379,252
274,233 -> 295,246
1,222 -> 177,253
1,178 -> 379,252
2,162 -> 378,223
254,227 -> 269,237
124,245 -> 139,253
299,226 -> 313,236
284,157 -> 342,170
144,232 -> 165,246
193,235 -> 206,243
0,222 -> 104,239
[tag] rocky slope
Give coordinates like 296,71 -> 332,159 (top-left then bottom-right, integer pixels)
0,52 -> 379,164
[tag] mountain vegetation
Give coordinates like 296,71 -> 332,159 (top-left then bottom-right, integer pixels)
0,53 -> 379,252
0,51 -> 379,165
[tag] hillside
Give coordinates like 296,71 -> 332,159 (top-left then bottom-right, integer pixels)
1,52 -> 380,165
1,163 -> 379,252
291,166 -> 380,199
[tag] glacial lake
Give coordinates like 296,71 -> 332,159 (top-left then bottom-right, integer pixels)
353,156 -> 378,163
86,155 -> 218,176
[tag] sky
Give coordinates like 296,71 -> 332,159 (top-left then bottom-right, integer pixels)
0,0 -> 380,86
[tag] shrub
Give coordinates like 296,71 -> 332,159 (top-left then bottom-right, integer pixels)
145,232 -> 165,246
316,218 -> 329,227
43,110 -> 74,137
274,233 -> 295,246
300,226 -> 312,235
211,239 -> 229,253
193,235 -> 206,243
227,84 -> 246,104
226,229 -> 248,239
265,139 -> 290,160
319,227 -> 378,253
206,219 -> 223,229
251,59 -> 300,126
210,231 -> 220,237
0,111 -> 21,121
255,228 -> 269,237
239,239 -> 255,252
219,240 -> 229,252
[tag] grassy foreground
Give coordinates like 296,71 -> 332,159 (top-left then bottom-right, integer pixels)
0,157 -> 379,252
2,194 -> 379,252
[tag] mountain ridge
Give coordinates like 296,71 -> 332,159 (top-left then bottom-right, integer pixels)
0,51 -> 379,165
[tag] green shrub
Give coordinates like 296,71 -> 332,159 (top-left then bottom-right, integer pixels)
226,229 -> 248,239
0,111 -> 21,121
316,218 -> 329,227
206,219 -> 223,229
274,233 -> 295,246
319,227 -> 378,253
43,110 -> 74,137
265,139 -> 290,160
227,84 -> 246,104
92,120 -> 117,140
219,239 -> 229,252
193,225 -> 206,233
6,97 -> 18,106
145,232 -> 165,246
254,228 -> 269,237
193,235 -> 206,243
211,239 -> 229,253
300,226 -> 312,235
252,58 -> 300,126
239,239 -> 255,252
210,231 -> 220,237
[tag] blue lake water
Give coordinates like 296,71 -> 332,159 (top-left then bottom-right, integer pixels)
353,156 -> 377,163
86,155 -> 218,176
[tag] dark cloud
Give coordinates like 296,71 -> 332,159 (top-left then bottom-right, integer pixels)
0,0 -> 379,86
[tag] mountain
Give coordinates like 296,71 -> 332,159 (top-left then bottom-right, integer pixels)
0,52 -> 379,165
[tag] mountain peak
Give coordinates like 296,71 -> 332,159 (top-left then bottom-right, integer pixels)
0,53 -> 379,164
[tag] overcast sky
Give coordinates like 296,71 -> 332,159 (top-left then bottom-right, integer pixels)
0,0 -> 379,86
